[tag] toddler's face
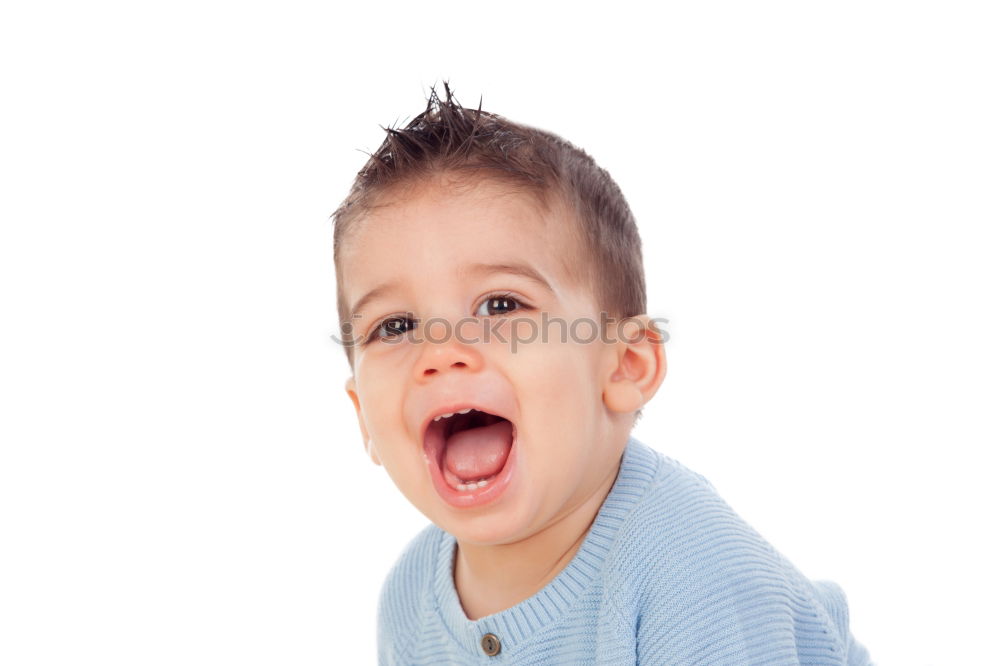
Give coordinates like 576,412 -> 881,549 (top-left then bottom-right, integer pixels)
342,176 -> 630,545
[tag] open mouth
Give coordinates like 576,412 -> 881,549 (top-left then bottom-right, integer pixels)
423,408 -> 515,496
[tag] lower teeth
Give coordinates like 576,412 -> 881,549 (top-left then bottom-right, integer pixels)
455,476 -> 493,492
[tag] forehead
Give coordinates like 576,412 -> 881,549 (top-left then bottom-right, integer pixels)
339,176 -> 584,307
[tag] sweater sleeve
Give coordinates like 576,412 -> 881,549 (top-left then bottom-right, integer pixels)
625,457 -> 874,665
375,525 -> 440,665
633,559 -> 872,665
375,561 -> 405,666
810,580 -> 874,666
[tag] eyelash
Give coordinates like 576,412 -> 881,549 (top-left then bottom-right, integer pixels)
363,292 -> 529,345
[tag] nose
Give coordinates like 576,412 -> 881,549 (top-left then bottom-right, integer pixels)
413,319 -> 484,381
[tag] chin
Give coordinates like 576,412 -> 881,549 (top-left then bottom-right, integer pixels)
440,506 -> 535,546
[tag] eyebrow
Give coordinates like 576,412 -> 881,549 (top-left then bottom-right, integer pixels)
348,262 -> 554,322
461,262 -> 554,293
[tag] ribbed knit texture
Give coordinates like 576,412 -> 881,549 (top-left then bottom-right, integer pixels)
377,437 -> 872,665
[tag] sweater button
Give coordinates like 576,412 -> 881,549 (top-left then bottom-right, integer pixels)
480,633 -> 501,656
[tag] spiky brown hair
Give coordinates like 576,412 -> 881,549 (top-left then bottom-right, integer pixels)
332,83 -> 646,364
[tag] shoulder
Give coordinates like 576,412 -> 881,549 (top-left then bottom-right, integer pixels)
605,441 -> 865,664
376,523 -> 443,662
601,445 -> 744,605
609,444 -> 805,591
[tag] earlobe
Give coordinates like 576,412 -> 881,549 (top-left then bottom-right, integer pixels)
603,315 -> 667,415
604,381 -> 644,413
345,377 -> 381,466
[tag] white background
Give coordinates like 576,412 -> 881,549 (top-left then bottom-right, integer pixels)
1,2 -> 997,664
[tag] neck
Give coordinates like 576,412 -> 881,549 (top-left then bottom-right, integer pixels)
452,458 -> 622,620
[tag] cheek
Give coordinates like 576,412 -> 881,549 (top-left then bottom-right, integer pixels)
355,363 -> 407,440
505,340 -> 604,430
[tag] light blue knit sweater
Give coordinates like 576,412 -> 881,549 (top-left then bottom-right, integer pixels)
377,437 -> 872,664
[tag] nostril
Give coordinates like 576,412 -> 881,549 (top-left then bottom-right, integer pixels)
419,360 -> 470,379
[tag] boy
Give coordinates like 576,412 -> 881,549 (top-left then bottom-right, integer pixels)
332,84 -> 872,665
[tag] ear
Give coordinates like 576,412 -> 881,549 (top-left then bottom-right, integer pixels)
603,315 -> 667,414
345,376 -> 381,466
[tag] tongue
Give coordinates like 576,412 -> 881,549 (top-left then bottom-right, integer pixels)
443,420 -> 513,480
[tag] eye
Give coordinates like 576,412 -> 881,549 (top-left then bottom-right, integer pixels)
367,315 -> 416,343
475,293 -> 523,317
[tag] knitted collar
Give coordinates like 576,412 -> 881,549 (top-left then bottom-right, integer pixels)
430,436 -> 661,658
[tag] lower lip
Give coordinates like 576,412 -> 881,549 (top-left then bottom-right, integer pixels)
426,432 -> 518,509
